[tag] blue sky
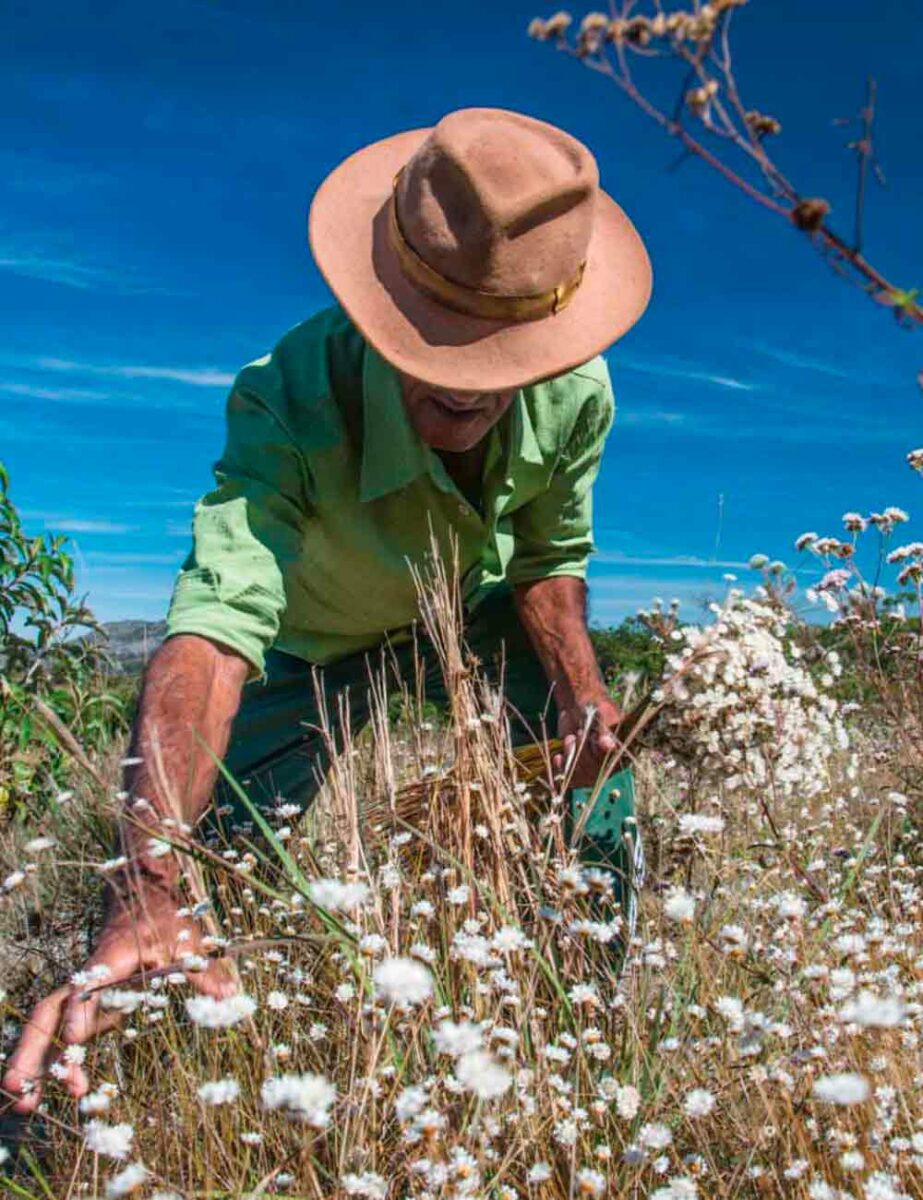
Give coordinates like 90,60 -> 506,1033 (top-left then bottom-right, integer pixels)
3,0 -> 921,628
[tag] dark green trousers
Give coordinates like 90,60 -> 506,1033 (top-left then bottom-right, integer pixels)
212,587 -> 642,920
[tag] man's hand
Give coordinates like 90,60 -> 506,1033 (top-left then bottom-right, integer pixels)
554,690 -> 625,788
1,882 -> 237,1116
514,577 -> 625,788
1,634 -> 249,1116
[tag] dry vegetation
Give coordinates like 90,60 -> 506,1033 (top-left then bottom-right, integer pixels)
2,458 -> 923,1200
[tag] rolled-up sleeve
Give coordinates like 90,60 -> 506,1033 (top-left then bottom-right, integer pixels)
165,376 -> 309,682
506,375 -> 614,586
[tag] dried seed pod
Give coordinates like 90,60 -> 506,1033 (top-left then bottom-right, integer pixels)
543,10 -> 573,37
745,109 -> 782,138
791,197 -> 831,232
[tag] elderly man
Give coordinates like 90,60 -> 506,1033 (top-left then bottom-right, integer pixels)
4,106 -> 651,1111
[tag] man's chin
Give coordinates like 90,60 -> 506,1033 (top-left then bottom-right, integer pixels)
425,430 -> 486,453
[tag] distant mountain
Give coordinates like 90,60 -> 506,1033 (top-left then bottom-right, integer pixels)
95,620 -> 167,674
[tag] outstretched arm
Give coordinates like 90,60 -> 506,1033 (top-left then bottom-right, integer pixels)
2,633 -> 249,1114
514,575 -> 623,786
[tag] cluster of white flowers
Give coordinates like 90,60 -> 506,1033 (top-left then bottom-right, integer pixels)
654,591 -> 847,797
260,1072 -> 336,1127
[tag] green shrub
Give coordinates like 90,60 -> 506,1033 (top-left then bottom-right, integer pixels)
0,463 -> 129,817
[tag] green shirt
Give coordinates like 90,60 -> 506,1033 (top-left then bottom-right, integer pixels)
165,304 -> 615,680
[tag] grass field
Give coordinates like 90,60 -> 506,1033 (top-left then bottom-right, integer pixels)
2,504 -> 923,1200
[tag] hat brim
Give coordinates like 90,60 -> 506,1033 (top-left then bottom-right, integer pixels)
308,127 -> 653,393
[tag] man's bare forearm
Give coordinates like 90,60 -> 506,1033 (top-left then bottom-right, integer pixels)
118,634 -> 251,891
513,577 -> 607,707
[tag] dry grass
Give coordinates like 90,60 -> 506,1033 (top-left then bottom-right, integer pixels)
2,561 -> 922,1200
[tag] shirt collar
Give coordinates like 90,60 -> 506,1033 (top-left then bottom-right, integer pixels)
358,343 -> 542,503
360,345 -> 431,503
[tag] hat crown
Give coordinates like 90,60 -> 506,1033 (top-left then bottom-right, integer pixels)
395,108 -> 599,298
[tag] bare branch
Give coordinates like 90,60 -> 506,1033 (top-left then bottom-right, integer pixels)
528,3 -> 922,334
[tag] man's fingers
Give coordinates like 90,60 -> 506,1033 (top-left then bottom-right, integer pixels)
55,1004 -> 124,1100
190,955 -> 239,1000
2,985 -> 70,1113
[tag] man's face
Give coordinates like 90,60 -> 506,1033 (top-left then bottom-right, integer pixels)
398,371 -> 517,453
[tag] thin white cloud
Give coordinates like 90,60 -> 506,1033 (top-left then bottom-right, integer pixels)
55,519 -> 137,535
37,357 -> 234,388
594,552 -> 749,570
22,510 -> 137,535
82,552 -> 183,566
0,381 -> 115,402
612,352 -> 756,392
750,342 -> 849,379
0,253 -> 129,291
617,409 -> 689,427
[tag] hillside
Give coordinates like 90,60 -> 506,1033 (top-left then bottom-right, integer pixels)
95,619 -> 166,674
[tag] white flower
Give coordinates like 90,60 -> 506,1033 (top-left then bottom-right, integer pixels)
433,1020 -> 483,1057
775,892 -> 807,920
682,1088 -> 715,1118
373,957 -> 433,1006
663,887 -> 696,924
575,1167 -> 606,1195
266,990 -> 289,1011
105,1163 -> 148,1197
715,995 -> 745,1032
261,1072 -> 336,1127
446,884 -> 471,904
839,991 -> 906,1029
24,836 -> 56,854
650,1180 -> 698,1200
611,1084 -> 639,1120
492,925 -> 531,953
528,1162 -> 553,1184
307,878 -> 370,912
185,993 -> 256,1028
84,1120 -> 135,1161
452,930 -> 494,967
863,1173 -> 902,1200
568,983 -> 599,1007
456,1050 -> 512,1100
197,1077 -> 240,1106
677,813 -> 724,836
813,1073 -> 869,1106
80,1087 -> 115,1115
639,1122 -> 672,1150
342,1172 -> 388,1198
394,1085 -> 427,1122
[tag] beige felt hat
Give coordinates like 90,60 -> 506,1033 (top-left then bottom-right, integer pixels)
308,107 -> 653,392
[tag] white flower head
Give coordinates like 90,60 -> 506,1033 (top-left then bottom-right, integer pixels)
813,1073 -> 869,1106
839,991 -> 906,1029
197,1077 -> 240,1106
373,957 -> 433,1007
185,993 -> 256,1028
84,1120 -> 135,1161
261,1072 -> 336,1127
105,1163 -> 148,1198
342,1172 -> 388,1199
433,1019 -> 483,1057
456,1050 -> 512,1100
663,887 -> 696,924
683,1088 -> 716,1118
307,878 -> 371,912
